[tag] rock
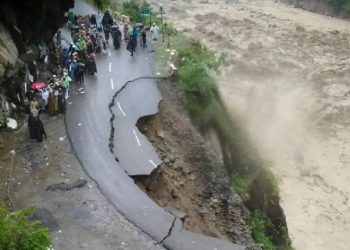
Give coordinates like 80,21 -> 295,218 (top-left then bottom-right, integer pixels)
173,161 -> 183,170
29,208 -> 58,231
6,118 -> 17,129
200,207 -> 209,214
0,23 -> 18,72
164,158 -> 170,164
0,64 -> 5,77
168,171 -> 174,178
187,173 -> 196,181
168,153 -> 176,162
157,129 -> 165,138
46,178 -> 87,191
178,180 -> 185,186
171,189 -> 178,199
182,167 -> 192,174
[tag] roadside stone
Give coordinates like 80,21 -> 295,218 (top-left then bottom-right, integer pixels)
46,178 -> 87,191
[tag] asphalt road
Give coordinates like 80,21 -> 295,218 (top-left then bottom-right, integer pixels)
65,1 -> 244,249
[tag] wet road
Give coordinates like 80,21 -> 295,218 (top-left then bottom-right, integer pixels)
65,1 -> 244,249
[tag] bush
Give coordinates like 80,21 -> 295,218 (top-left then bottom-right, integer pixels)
122,0 -> 146,23
0,204 -> 51,250
327,0 -> 350,12
232,175 -> 252,201
249,211 -> 276,250
178,41 -> 222,105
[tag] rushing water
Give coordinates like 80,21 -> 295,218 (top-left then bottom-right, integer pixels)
156,0 -> 350,248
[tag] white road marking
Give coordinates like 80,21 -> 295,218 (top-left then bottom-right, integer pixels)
108,50 -> 111,56
132,129 -> 141,146
117,102 -> 127,117
149,160 -> 158,168
109,62 -> 112,72
110,78 -> 114,90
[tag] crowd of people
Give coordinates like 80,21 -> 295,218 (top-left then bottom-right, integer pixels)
26,9 -> 160,142
26,69 -> 72,142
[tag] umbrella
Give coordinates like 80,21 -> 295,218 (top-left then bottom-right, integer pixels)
134,23 -> 144,28
31,82 -> 45,90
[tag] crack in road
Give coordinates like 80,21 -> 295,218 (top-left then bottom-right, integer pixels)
157,217 -> 177,245
108,76 -> 166,156
107,75 -> 186,245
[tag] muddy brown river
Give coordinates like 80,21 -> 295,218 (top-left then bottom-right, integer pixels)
146,0 -> 350,249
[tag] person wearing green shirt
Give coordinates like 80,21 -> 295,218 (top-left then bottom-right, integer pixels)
61,73 -> 72,99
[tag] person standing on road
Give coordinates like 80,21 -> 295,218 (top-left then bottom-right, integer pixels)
28,111 -> 36,139
123,22 -> 129,42
127,28 -> 137,56
150,23 -> 159,42
113,27 -> 122,50
47,89 -> 56,115
141,29 -> 147,48
33,114 -> 47,142
102,10 -> 113,41
61,73 -> 71,99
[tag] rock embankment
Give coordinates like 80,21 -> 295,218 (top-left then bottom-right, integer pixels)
0,0 -> 74,127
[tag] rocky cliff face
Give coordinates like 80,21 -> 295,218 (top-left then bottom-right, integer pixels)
281,0 -> 350,18
0,0 -> 74,126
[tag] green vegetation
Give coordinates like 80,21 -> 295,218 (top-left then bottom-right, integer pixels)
327,0 -> 350,13
249,211 -> 276,250
121,0 -> 147,22
232,175 -> 252,201
0,204 -> 51,250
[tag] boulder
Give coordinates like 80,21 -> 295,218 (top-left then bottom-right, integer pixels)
6,117 -> 17,129
0,24 -> 18,78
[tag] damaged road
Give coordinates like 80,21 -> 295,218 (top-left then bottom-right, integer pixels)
108,76 -> 165,176
64,1 -> 244,249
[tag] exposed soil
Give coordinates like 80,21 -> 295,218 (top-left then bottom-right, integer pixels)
0,113 -> 164,250
134,77 -> 257,248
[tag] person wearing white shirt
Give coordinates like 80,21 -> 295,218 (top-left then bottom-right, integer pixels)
150,23 -> 159,42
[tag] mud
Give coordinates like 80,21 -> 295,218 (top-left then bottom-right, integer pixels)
134,78 -> 258,248
152,0 -> 350,249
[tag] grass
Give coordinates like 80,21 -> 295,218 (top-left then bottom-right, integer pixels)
249,211 -> 276,250
231,175 -> 252,202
